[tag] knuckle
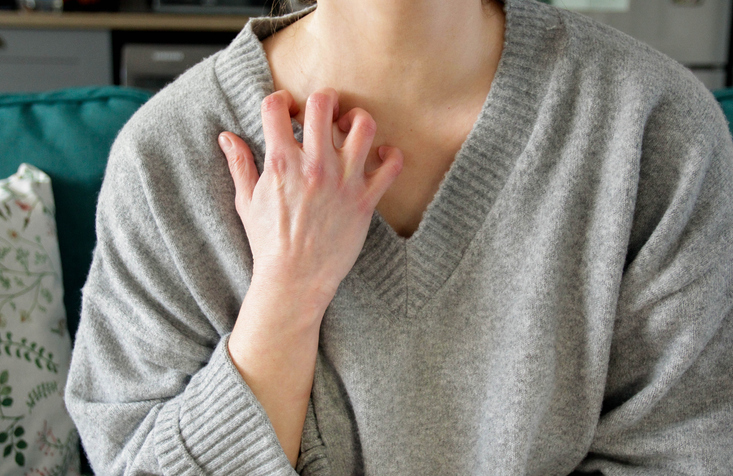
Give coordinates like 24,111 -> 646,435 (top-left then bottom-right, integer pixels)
389,157 -> 404,176
354,113 -> 377,136
227,155 -> 244,176
307,92 -> 332,113
265,152 -> 287,175
301,157 -> 325,185
261,93 -> 284,114
365,117 -> 378,135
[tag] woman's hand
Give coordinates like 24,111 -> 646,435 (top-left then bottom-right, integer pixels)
219,88 -> 402,467
220,87 -> 403,316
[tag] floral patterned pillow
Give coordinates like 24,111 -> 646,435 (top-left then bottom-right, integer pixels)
0,164 -> 79,475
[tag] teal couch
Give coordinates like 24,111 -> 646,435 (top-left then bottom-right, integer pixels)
0,87 -> 152,340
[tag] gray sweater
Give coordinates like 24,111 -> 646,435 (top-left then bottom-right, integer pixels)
66,0 -> 733,474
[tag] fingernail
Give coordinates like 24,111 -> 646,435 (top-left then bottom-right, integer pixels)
218,134 -> 233,153
378,146 -> 386,160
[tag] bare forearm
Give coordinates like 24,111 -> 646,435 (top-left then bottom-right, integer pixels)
227,276 -> 328,467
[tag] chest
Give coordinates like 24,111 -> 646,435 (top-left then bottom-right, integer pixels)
369,116 -> 478,238
374,143 -> 461,238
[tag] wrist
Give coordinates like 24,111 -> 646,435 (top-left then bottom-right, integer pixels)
228,276 -> 325,400
249,267 -> 337,319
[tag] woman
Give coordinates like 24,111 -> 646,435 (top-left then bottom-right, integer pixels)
66,0 -> 733,474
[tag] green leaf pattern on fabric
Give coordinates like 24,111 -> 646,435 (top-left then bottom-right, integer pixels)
0,164 -> 79,474
0,370 -> 27,468
0,333 -> 58,374
0,176 -> 60,331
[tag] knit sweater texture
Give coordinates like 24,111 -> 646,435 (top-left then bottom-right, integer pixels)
66,0 -> 733,474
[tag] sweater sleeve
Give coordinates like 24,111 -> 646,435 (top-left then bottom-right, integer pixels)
64,123 -> 296,475
575,90 -> 733,474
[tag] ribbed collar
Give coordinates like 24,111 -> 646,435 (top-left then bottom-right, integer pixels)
215,0 -> 566,318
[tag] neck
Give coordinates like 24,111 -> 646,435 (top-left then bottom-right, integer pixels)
275,0 -> 505,110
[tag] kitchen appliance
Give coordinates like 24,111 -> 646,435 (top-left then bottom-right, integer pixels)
121,43 -> 225,92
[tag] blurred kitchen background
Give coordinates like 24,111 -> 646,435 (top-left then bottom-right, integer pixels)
0,0 -> 731,93
544,0 -> 731,89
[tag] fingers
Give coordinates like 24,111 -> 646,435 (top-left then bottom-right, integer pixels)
258,87 -> 398,214
337,107 -> 377,171
366,146 -> 404,207
302,88 -> 340,158
261,90 -> 300,155
219,131 -> 258,209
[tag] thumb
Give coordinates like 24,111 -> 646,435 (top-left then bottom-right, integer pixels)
219,132 -> 258,208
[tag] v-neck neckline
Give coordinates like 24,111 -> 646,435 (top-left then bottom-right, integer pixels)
216,0 -> 565,318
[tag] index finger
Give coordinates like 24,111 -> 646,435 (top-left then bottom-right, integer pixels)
261,90 -> 301,153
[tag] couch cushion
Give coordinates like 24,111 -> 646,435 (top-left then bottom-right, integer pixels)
0,164 -> 79,474
0,87 -> 151,340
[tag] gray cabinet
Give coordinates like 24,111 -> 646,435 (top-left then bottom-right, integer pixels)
0,28 -> 112,93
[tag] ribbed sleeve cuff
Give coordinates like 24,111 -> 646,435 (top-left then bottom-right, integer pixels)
154,336 -> 295,475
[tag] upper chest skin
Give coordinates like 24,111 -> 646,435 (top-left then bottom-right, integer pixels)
262,34 -> 492,239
